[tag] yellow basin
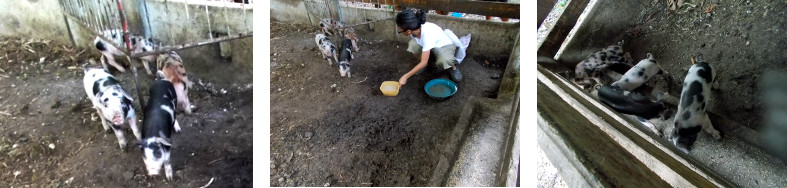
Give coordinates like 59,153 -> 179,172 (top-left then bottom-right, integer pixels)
380,81 -> 401,96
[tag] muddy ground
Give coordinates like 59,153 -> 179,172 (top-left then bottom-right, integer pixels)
269,21 -> 507,186
0,37 -> 252,187
623,0 -> 785,130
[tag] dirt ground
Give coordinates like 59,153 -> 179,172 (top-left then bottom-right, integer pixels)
620,0 -> 786,131
269,21 -> 507,186
0,37 -> 252,187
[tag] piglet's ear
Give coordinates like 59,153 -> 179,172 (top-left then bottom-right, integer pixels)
159,138 -> 172,147
157,132 -> 172,147
122,91 -> 134,102
647,53 -> 653,59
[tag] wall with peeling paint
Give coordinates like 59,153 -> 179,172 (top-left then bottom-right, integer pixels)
0,0 -> 70,43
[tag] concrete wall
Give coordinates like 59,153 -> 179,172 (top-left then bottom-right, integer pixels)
271,0 -> 312,24
554,0 -> 648,64
145,1 -> 253,45
125,0 -> 145,36
272,0 -> 520,60
0,0 -> 70,43
0,0 -> 144,48
145,0 -> 254,84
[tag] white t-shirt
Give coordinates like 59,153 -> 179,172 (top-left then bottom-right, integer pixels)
412,22 -> 454,52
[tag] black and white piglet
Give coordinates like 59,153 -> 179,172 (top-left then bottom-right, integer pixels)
574,40 -> 633,89
611,53 -> 665,91
338,37 -> 354,78
83,67 -> 139,150
315,33 -> 339,65
94,29 -> 158,75
138,78 -> 182,180
671,54 -> 721,153
319,18 -> 344,36
598,85 -> 673,135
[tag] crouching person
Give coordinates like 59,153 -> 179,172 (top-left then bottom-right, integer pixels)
395,9 -> 462,86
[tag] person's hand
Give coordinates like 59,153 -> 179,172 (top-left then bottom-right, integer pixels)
399,75 -> 409,86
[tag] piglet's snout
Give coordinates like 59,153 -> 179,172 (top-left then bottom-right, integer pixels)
112,115 -> 124,125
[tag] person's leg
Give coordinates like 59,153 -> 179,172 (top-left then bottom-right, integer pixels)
433,44 -> 457,70
433,44 -> 462,82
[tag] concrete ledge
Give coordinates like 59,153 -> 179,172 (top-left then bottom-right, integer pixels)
429,32 -> 520,186
537,80 -> 672,187
497,33 -> 520,98
428,96 -> 514,187
537,111 -> 600,187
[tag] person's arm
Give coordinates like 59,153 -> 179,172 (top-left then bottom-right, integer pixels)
399,50 -> 431,85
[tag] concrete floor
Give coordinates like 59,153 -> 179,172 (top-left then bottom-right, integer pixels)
537,145 -> 567,188
629,114 -> 787,187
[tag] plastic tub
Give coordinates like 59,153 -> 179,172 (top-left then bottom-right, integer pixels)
424,78 -> 458,100
380,81 -> 401,96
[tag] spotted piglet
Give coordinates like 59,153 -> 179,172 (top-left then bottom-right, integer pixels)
156,51 -> 193,114
319,18 -> 342,36
343,26 -> 360,52
94,30 -> 158,75
670,54 -> 721,153
574,40 -> 633,89
83,67 -> 139,150
611,53 -> 665,91
315,33 -> 339,65
338,37 -> 354,78
138,79 -> 181,180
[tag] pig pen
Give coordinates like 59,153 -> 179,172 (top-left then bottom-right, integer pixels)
0,37 -> 252,187
539,0 -> 787,186
269,21 -> 509,186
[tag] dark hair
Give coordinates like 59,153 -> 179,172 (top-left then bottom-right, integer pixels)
396,9 -> 427,31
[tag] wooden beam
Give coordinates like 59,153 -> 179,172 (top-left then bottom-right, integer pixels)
397,0 -> 520,19
537,0 -> 557,28
537,0 -> 589,57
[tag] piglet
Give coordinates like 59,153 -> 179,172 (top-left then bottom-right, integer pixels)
156,52 -> 193,114
83,67 -> 139,150
597,85 -> 673,136
94,30 -> 158,75
138,79 -> 182,180
338,37 -> 354,78
319,18 -> 339,36
315,33 -> 339,65
611,53 -> 665,91
670,54 -> 721,153
343,26 -> 360,52
573,40 -> 633,89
